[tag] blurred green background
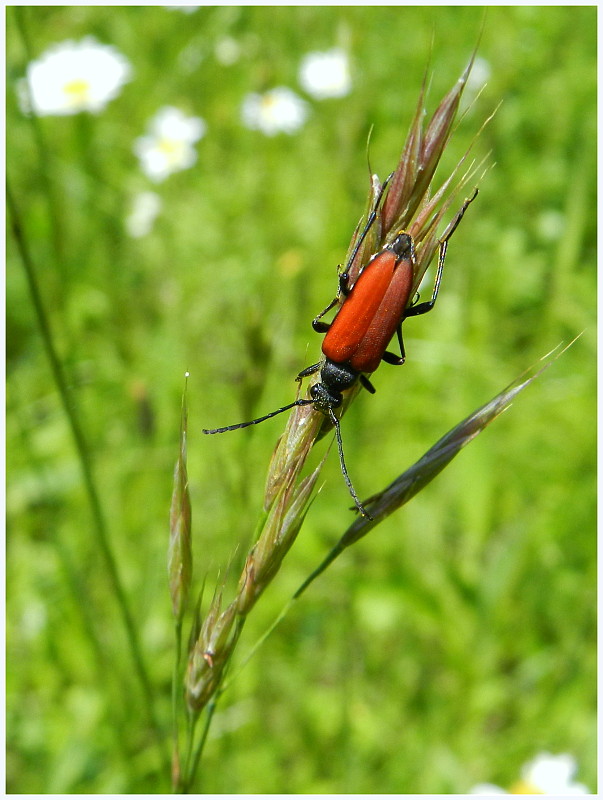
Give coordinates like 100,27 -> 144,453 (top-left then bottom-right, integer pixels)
7,6 -> 596,794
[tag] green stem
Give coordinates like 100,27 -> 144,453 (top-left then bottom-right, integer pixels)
171,620 -> 183,791
186,699 -> 218,793
7,181 -> 169,777
14,7 -> 66,274
184,616 -> 247,791
181,710 -> 198,794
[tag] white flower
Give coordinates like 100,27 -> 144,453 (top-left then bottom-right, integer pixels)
241,87 -> 309,136
17,36 -> 132,116
299,48 -> 352,100
125,191 -> 162,238
134,106 -> 206,182
519,753 -> 590,795
470,752 -> 590,795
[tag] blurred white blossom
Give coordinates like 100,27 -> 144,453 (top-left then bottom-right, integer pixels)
471,752 -> 590,795
125,191 -> 162,238
537,209 -> 566,242
241,87 -> 309,136
17,36 -> 132,116
466,56 -> 492,93
214,36 -> 241,66
134,106 -> 206,182
299,48 -> 352,99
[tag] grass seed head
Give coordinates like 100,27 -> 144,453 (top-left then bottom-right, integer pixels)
237,463 -> 322,616
185,589 -> 238,714
168,381 -> 192,622
343,57 -> 483,310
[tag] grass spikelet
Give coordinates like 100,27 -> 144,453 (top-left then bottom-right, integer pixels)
381,53 -> 476,235
263,399 -> 324,508
168,373 -> 192,623
236,461 -> 323,616
185,590 -> 238,715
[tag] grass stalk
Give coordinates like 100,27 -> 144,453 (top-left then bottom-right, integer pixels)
171,620 -> 183,791
14,7 -> 66,272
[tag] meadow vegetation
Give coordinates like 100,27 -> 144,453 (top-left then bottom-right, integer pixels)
7,6 -> 595,793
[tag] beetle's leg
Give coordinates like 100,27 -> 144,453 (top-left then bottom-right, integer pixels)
311,261 -> 356,331
381,325 -> 406,365
405,188 -> 478,320
438,187 -> 478,248
338,269 -> 353,296
344,171 -> 394,279
296,362 -> 321,382
312,290 -> 340,332
396,324 -> 406,360
360,374 -> 376,394
404,244 -> 445,318
312,320 -> 331,333
382,350 -> 405,366
313,173 -> 395,333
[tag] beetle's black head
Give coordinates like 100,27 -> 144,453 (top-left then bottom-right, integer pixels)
310,381 -> 342,412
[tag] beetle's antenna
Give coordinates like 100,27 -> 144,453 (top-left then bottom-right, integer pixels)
203,399 -> 313,434
328,409 -> 372,519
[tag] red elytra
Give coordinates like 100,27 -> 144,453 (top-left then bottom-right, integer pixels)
322,232 -> 415,374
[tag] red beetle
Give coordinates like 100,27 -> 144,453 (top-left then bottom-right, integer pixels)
204,189 -> 477,517
324,232 -> 415,373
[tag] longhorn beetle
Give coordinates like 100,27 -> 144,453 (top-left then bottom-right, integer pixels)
203,186 -> 478,518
